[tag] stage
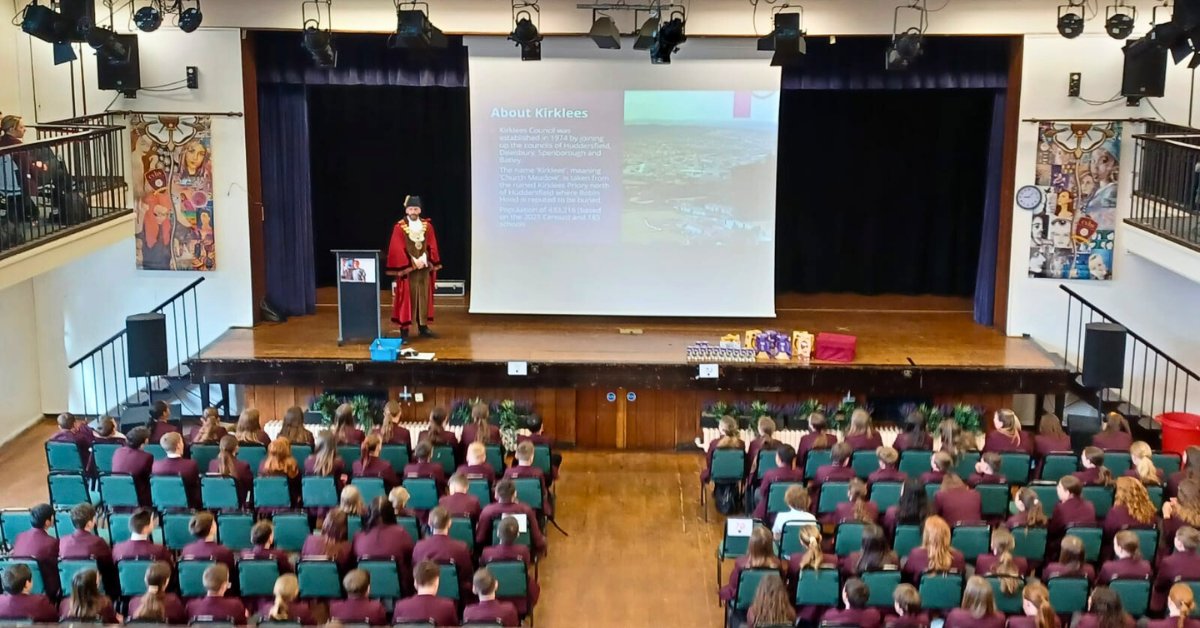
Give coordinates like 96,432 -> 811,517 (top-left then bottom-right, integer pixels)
189,292 -> 1072,449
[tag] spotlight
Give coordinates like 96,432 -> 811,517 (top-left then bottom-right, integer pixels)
588,14 -> 621,49
302,24 -> 336,67
1058,3 -> 1085,39
650,14 -> 686,64
178,1 -> 203,33
509,12 -> 542,61
886,27 -> 924,70
391,8 -> 447,49
86,25 -> 130,62
633,16 -> 658,51
1105,3 -> 1136,39
21,3 -> 79,64
758,11 -> 805,67
133,4 -> 162,33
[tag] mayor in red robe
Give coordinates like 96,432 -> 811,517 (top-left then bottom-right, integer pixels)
386,195 -> 441,337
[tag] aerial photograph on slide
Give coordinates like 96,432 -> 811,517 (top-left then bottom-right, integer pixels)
622,90 -> 779,246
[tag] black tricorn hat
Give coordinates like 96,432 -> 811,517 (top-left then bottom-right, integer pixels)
404,194 -> 422,208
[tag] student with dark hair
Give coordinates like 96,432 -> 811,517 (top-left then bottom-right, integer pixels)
478,479 -> 547,555
720,526 -> 785,604
516,413 -> 560,483
10,503 -> 59,598
152,431 -> 202,507
1034,413 -> 1072,458
128,561 -> 186,624
1075,446 -> 1116,487
845,409 -> 884,452
241,521 -> 293,574
353,496 -> 415,592
753,443 -> 805,520
1164,479 -> 1200,562
812,441 -> 858,493
798,411 -> 836,468
91,415 -> 125,446
821,578 -> 882,628
1077,586 -> 1135,628
60,502 -> 117,594
146,400 -> 181,443
301,509 -> 354,574
185,563 -> 248,624
893,412 -> 931,453
257,574 -> 315,625
1092,412 -> 1134,452
1099,530 -> 1152,581
414,506 -> 474,601
481,515 -> 540,609
417,407 -> 458,451
885,478 -> 930,536
404,441 -> 448,495
392,560 -> 459,626
1007,486 -> 1050,529
331,403 -> 365,446
1007,581 -> 1059,628
1049,476 -> 1097,543
1155,526 -> 1200,613
464,567 -> 520,626
440,473 -> 484,521
944,576 -> 1004,628
869,446 -> 907,484
376,401 -> 412,448
839,522 -> 898,577
113,507 -> 175,566
329,569 -> 388,625
112,425 -> 155,504
1169,446 -> 1200,499
208,434 -> 254,507
181,511 -> 236,572
48,411 -> 93,465
885,584 -> 929,628
457,441 -> 498,486
353,433 -> 400,490
0,563 -> 56,622
967,452 -> 1007,487
58,568 -> 119,623
1043,535 -> 1096,584
747,573 -> 797,628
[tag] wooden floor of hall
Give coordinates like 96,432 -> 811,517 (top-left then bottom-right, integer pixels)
5,420 -> 728,626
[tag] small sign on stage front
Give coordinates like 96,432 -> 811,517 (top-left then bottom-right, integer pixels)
698,364 -> 719,379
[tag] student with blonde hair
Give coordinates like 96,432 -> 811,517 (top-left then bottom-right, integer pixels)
984,409 -> 1029,454
976,526 -> 1028,584
869,446 -> 907,484
701,416 -> 745,484
944,576 -> 1004,628
746,573 -> 797,628
1127,440 -> 1164,485
257,574 -> 315,625
845,408 -> 883,451
902,515 -> 965,581
1043,535 -> 1096,583
1093,412 -> 1133,451
1098,529 -> 1152,581
1008,581 -> 1059,628
1155,526 -> 1200,612
1147,583 -> 1200,628
188,407 -> 227,444
234,408 -> 271,446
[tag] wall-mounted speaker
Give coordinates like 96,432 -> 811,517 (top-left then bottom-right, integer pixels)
126,313 -> 168,377
96,34 -> 141,95
1082,322 -> 1128,389
1121,41 -> 1167,99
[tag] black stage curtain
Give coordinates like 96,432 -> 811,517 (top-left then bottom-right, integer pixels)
775,89 -> 994,296
307,85 -> 471,287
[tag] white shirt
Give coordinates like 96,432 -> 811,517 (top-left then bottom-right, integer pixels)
772,508 -> 818,538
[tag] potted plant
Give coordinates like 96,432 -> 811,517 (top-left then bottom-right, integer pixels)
310,392 -> 340,426
494,399 -> 524,452
449,398 -> 484,426
701,401 -> 735,429
350,394 -> 379,431
828,400 -> 859,432
952,403 -> 983,434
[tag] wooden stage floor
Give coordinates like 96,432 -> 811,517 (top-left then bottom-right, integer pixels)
202,292 -> 1058,370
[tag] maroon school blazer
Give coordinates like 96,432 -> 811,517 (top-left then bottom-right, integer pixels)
868,467 -> 908,484
392,594 -> 459,626
934,486 -> 983,523
439,492 -> 483,520
944,609 -> 1006,628
1092,431 -> 1134,451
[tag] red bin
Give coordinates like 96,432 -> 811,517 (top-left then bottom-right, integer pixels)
1158,412 -> 1200,455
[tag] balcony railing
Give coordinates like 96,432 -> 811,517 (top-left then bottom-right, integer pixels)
1130,123 -> 1200,250
0,118 -> 129,258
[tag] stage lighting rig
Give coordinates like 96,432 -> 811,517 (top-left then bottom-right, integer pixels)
886,0 -> 927,70
757,6 -> 806,67
633,15 -> 658,50
1105,2 -> 1137,39
509,1 -> 543,61
20,0 -> 97,65
301,0 -> 336,67
133,1 -> 163,32
177,0 -> 203,33
1057,1 -> 1086,39
650,9 -> 686,64
390,1 -> 447,49
588,12 -> 622,49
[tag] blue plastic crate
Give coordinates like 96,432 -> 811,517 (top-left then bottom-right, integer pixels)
369,338 -> 404,361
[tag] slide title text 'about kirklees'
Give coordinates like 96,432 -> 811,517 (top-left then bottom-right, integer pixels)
491,107 -> 590,119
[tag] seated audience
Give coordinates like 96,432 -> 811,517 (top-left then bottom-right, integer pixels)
188,407 -> 227,445
90,415 -> 125,446
390,486 -> 418,519
747,573 -> 797,628
146,400 -> 181,444
458,440 -> 498,486
1007,580 -> 1059,628
185,563 -> 247,624
257,574 -> 315,625
1049,476 -> 1097,543
113,507 -> 174,567
1074,446 -> 1116,487
516,413 -> 560,482
464,567 -> 520,627
112,425 -> 155,504
1034,413 -> 1072,458
235,408 -> 272,446
209,434 -> 254,507
892,411 -> 932,453
1164,479 -> 1200,560
701,416 -> 744,484
477,479 -> 547,555
353,496 -> 415,591
919,450 -> 954,485
1092,412 -> 1134,451
813,442 -> 858,492
884,478 -> 931,535
300,509 -> 353,574
332,404 -> 366,446
259,436 -> 302,506
1007,486 -> 1050,529
944,575 -> 1005,628
60,502 -> 116,593
868,446 -> 907,484
1042,534 -> 1096,584
1104,476 -> 1158,540
354,433 -> 400,490
181,511 -> 236,572
10,503 -> 59,598
461,402 -> 502,459
152,431 -> 201,507
844,409 -> 884,452
1169,446 -> 1200,498
58,568 -> 119,623
404,441 -> 449,495
786,524 -> 836,584
278,406 -> 316,447
48,411 -> 92,465
127,561 -> 186,624
392,560 -> 459,627
414,506 -> 475,600
329,569 -> 388,625
505,440 -> 552,517
0,563 -> 56,622
1155,526 -> 1200,612
967,451 -> 1007,487
754,443 -> 805,520
975,526 -> 1029,578
839,522 -> 898,577
1077,586 -> 1135,628
902,515 -> 965,582
1098,529 -> 1152,582
827,477 -> 879,525
340,484 -> 366,519
374,401 -> 411,447
481,516 -> 540,608
938,419 -> 977,461
1127,440 -> 1164,485
821,577 -> 882,628
982,409 -> 1031,454
747,416 -> 781,480
304,429 -> 349,491
241,520 -> 293,574
1147,584 -> 1200,628
797,410 -> 836,468
886,584 -> 929,628
934,470 -> 982,524
720,525 -> 785,603
771,484 -> 817,539
417,407 -> 459,451
440,473 -> 484,521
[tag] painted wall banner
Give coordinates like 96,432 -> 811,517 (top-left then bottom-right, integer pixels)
131,115 -> 215,270
1028,121 -> 1119,280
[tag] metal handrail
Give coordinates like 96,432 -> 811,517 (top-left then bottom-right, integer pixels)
1060,284 -> 1200,380
67,277 -> 207,368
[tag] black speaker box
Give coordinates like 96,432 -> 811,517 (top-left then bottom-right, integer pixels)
126,313 -> 168,377
1122,42 -> 1167,99
96,34 -> 141,94
1083,322 -> 1128,389
1067,413 -> 1102,452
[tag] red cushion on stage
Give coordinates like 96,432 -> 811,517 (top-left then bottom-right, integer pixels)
814,332 -> 856,362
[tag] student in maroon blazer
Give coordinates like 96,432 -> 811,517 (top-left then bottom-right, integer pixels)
256,574 -> 315,625
464,567 -> 520,627
944,576 -> 1006,628
185,564 -> 248,624
1076,586 -> 1136,628
9,503 -> 60,599
416,407 -> 459,451
885,478 -> 932,536
112,426 -> 155,505
0,563 -> 57,622
114,508 -> 175,567
1154,526 -> 1200,612
1103,477 -> 1159,541
1092,412 -> 1134,451
505,441 -> 552,517
127,561 -> 187,624
933,474 -> 983,524
404,441 -> 449,495
187,407 -> 227,445
975,527 -> 1030,577
1006,487 -> 1050,530
1007,581 -> 1060,628
393,560 -> 461,626
902,516 -> 966,582
844,410 -> 884,452
517,414 -> 560,483
747,416 -> 781,480
377,401 -> 414,448
332,403 -> 366,446
1042,535 -> 1096,584
1099,530 -> 1153,582
304,429 -> 349,494
58,568 -> 119,623
353,497 -> 415,593
1169,447 -> 1200,498
258,437 -> 303,508
1074,447 -> 1116,487
181,511 -> 236,572
982,409 -> 1032,455
754,444 -> 806,520
884,584 -> 929,628
1034,414 -> 1073,458
146,400 -> 182,444
477,479 -> 547,555
918,451 -> 954,485
208,435 -> 254,507
242,521 -> 294,574
701,416 -> 744,484
482,516 -> 540,610
812,442 -> 858,492
1048,476 -> 1097,541
797,411 -> 837,467
868,446 -> 907,484
838,523 -> 898,577
457,441 -> 498,486
1148,583 -> 1200,628
721,526 -> 787,603
60,503 -> 118,594
48,412 -> 92,467
826,479 -> 880,526
152,432 -> 201,507
414,506 -> 475,600
234,409 -> 272,447
353,433 -> 401,490
967,452 -> 1007,487
821,578 -> 883,628
301,510 -> 354,574
461,402 -> 501,461
329,569 -> 388,625
893,413 -> 933,453
440,473 -> 483,521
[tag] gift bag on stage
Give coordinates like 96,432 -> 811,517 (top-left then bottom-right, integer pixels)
814,332 -> 857,363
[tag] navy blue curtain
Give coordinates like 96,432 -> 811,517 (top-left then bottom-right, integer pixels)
255,31 -> 469,316
779,36 -> 1011,325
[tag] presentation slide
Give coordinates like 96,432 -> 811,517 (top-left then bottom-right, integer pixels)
467,38 -> 780,317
